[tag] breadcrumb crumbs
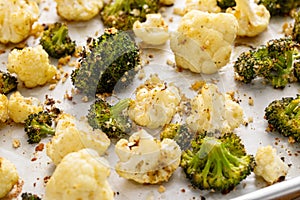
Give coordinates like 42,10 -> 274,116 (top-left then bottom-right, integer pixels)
48,84 -> 57,90
81,96 -> 89,102
158,185 -> 166,193
12,139 -> 21,148
190,80 -> 205,91
248,97 -> 254,106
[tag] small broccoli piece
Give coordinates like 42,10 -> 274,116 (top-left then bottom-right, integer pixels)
234,37 -> 300,88
100,0 -> 161,31
71,28 -> 140,97
160,123 -> 195,150
180,132 -> 255,194
256,0 -> 299,16
0,71 -> 17,95
40,22 -> 76,59
24,111 -> 56,144
87,98 -> 131,138
292,10 -> 300,43
265,95 -> 300,142
216,0 -> 236,10
21,192 -> 41,200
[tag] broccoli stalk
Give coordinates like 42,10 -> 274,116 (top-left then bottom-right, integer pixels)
180,132 -> 254,194
256,0 -> 300,16
100,0 -> 161,31
71,28 -> 140,96
265,95 -> 300,142
0,71 -> 17,94
87,98 -> 132,138
24,111 -> 56,144
234,37 -> 300,88
21,192 -> 41,200
40,22 -> 76,59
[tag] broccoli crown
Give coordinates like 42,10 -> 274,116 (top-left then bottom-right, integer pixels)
24,111 -> 55,144
100,0 -> 161,31
21,192 -> 41,200
293,10 -> 300,43
87,98 -> 131,138
257,0 -> 299,16
180,132 -> 254,194
0,71 -> 17,94
71,28 -> 140,97
234,37 -> 300,88
265,94 -> 300,142
216,0 -> 236,10
40,22 -> 76,59
160,123 -> 195,150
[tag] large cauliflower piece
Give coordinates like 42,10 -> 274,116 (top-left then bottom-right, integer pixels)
254,145 -> 289,184
7,45 -> 57,88
0,157 -> 19,198
226,0 -> 270,37
186,84 -> 244,133
0,0 -> 39,44
0,94 -> 9,123
55,0 -> 103,21
128,75 -> 181,129
170,10 -> 238,74
45,149 -> 114,200
8,91 -> 42,123
115,129 -> 181,184
133,14 -> 169,45
46,113 -> 110,165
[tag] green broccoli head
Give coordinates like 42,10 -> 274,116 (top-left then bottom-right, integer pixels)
40,22 -> 76,59
216,0 -> 236,10
234,37 -> 300,88
71,28 -> 140,97
256,0 -> 299,16
265,95 -> 300,142
87,98 -> 131,138
0,71 -> 17,95
180,132 -> 255,194
160,123 -> 195,150
21,192 -> 41,200
292,10 -> 300,43
24,111 -> 56,144
100,0 -> 161,31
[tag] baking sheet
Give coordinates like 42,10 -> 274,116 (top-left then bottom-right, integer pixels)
1,0 -> 300,199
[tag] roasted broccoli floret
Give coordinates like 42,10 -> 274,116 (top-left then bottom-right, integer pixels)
0,70 -> 17,94
21,192 -> 41,200
216,0 -> 236,10
100,0 -> 161,31
71,28 -> 140,97
292,10 -> 300,43
40,22 -> 76,59
180,132 -> 255,194
234,37 -> 300,88
160,123 -> 195,150
256,0 -> 300,16
24,111 -> 56,144
265,95 -> 300,142
87,98 -> 131,138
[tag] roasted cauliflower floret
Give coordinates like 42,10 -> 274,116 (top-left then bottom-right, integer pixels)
46,113 -> 110,165
45,149 -> 114,200
254,145 -> 289,184
170,10 -> 238,74
186,84 -> 244,133
133,14 -> 169,45
0,157 -> 19,198
8,91 -> 43,123
7,45 -> 57,88
128,75 -> 181,129
0,0 -> 39,44
226,0 -> 270,37
115,129 -> 181,184
55,0 -> 104,21
0,94 -> 9,123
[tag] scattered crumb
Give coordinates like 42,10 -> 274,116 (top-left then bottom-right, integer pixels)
158,185 -> 166,193
48,84 -> 57,90
30,23 -> 44,38
35,143 -> 44,152
74,46 -> 83,58
57,55 -> 71,67
288,136 -> 295,144
248,97 -> 254,106
43,176 -> 51,185
190,80 -> 205,91
81,96 -> 89,102
12,139 -> 21,148
64,92 -> 73,101
138,69 -> 145,80
166,59 -> 175,67
61,73 -> 69,83
173,8 -> 185,16
169,17 -> 173,23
